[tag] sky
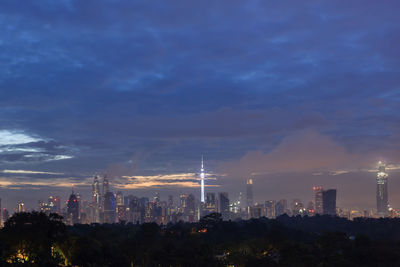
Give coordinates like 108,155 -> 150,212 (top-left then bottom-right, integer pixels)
0,0 -> 400,211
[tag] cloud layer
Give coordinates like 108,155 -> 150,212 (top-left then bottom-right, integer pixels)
220,131 -> 387,177
0,0 -> 399,210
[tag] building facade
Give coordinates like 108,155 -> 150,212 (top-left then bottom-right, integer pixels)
377,161 -> 388,217
103,191 -> 116,224
322,189 -> 337,216
67,193 -> 79,225
313,186 -> 323,215
217,192 -> 230,220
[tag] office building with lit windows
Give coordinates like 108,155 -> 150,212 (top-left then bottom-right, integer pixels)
377,161 -> 389,217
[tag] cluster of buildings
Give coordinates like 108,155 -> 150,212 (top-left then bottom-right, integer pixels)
0,160 -> 394,226
64,175 -> 232,225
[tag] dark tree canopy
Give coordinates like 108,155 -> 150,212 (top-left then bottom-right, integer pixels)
1,213 -> 400,266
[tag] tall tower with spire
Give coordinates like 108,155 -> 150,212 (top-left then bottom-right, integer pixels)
200,156 -> 205,203
377,161 -> 389,217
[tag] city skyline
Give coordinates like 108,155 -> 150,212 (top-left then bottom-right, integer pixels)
0,160 -> 394,219
0,158 -> 399,212
1,1 -> 400,212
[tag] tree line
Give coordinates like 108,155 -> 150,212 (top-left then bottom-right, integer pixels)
1,212 -> 400,266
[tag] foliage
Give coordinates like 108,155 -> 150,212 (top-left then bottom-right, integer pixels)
0,212 -> 66,266
2,213 -> 400,266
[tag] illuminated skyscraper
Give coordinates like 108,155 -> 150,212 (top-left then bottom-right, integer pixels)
18,202 -> 25,213
115,191 -> 126,222
116,204 -> 127,222
377,161 -> 389,217
116,191 -> 124,206
313,186 -> 323,215
92,175 -> 101,204
265,200 -> 276,218
246,179 -> 253,218
206,192 -> 216,213
200,156 -> 205,203
179,193 -> 188,214
246,178 -> 253,208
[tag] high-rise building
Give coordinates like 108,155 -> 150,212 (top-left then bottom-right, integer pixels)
229,198 -> 242,215
89,178 -> 101,223
275,199 -> 287,217
246,179 -> 253,209
103,191 -> 116,224
167,195 -> 174,210
116,204 -> 127,222
18,202 -> 25,213
217,192 -> 230,220
202,192 -> 216,217
127,196 -> 140,224
249,203 -> 264,219
92,176 -> 101,204
200,156 -> 205,203
206,192 -> 216,211
178,193 -> 196,222
238,192 -> 243,211
0,198 -> 2,227
322,189 -> 337,216
186,194 -> 196,222
265,200 -> 276,219
124,195 -> 135,208
116,191 -> 124,206
377,161 -> 389,217
291,199 -> 304,216
67,192 -> 79,225
48,196 -> 61,214
313,186 -> 323,215
167,195 -> 175,219
102,175 -> 110,195
3,208 -> 9,223
159,201 -> 168,224
153,192 -> 160,205
136,197 -> 148,224
76,193 -> 82,220
179,193 -> 188,214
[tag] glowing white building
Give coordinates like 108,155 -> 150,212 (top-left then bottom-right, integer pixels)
377,161 -> 389,217
200,156 -> 205,203
246,178 -> 253,208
